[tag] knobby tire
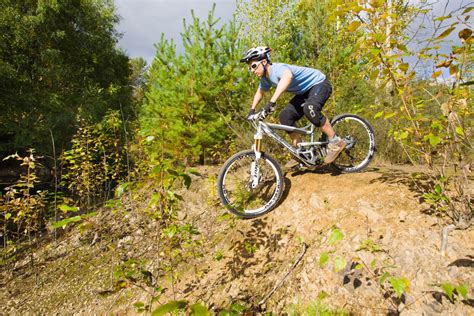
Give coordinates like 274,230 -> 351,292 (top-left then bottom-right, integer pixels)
217,150 -> 284,219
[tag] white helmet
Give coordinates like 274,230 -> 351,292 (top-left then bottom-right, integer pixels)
240,46 -> 272,63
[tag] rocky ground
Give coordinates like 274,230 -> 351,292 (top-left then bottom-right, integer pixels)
1,163 -> 473,314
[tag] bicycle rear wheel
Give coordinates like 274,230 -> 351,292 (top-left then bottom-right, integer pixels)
217,150 -> 284,218
328,114 -> 376,173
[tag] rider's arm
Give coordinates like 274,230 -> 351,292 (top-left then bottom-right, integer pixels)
270,69 -> 293,103
251,88 -> 265,110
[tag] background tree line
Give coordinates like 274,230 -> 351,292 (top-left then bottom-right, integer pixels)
0,0 -> 136,243
0,0 -> 134,156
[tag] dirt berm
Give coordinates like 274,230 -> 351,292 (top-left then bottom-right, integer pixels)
1,164 -> 473,314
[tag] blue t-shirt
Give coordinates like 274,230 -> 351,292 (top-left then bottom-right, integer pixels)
259,63 -> 326,95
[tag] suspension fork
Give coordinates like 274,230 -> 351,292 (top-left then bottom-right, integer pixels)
250,123 -> 263,188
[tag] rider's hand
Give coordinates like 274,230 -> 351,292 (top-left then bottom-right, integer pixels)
262,101 -> 276,118
247,108 -> 256,121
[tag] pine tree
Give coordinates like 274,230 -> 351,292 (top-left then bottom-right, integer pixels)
141,6 -> 249,164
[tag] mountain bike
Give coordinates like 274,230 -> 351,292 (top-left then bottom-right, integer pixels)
217,111 -> 376,219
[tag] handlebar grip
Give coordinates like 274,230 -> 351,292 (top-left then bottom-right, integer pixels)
248,112 -> 264,121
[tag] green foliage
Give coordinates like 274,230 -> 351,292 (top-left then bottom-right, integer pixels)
373,262 -> 410,300
140,6 -> 248,164
151,301 -> 210,316
106,258 -> 167,312
421,178 -> 449,213
356,238 -> 383,253
285,295 -> 348,315
318,227 -> 411,309
334,1 -> 473,226
61,110 -> 126,208
238,0 -> 375,116
51,211 -> 96,229
0,0 -> 133,155
243,240 -> 257,254
0,150 -> 47,239
333,255 -> 347,273
388,276 -> 410,299
236,0 -> 302,62
319,252 -> 329,267
213,251 -> 224,261
218,302 -> 248,316
318,227 -> 347,271
440,282 -> 469,302
300,0 -> 374,113
328,228 -> 344,245
146,158 -> 199,222
114,258 -> 151,285
51,215 -> 82,229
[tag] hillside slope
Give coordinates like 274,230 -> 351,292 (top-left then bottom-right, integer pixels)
1,164 -> 473,314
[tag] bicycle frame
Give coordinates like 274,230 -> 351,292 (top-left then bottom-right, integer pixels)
251,120 -> 329,167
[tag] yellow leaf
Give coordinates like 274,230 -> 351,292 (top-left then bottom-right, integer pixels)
432,71 -> 442,78
453,47 -> 464,54
347,21 -> 361,32
436,59 -> 452,68
349,4 -> 363,14
369,69 -> 380,80
397,44 -> 408,52
449,64 -> 459,76
455,127 -> 465,137
458,28 -> 473,41
462,7 -> 474,15
370,0 -> 383,8
434,15 -> 452,22
436,27 -> 455,40
399,63 -> 409,72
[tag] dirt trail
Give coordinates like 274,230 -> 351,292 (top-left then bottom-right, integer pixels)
169,164 -> 474,314
1,164 -> 473,314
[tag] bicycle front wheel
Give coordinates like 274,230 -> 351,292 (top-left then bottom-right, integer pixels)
217,150 -> 284,219
329,114 -> 376,173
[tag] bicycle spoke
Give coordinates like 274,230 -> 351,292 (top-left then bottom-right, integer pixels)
218,151 -> 283,217
330,114 -> 376,172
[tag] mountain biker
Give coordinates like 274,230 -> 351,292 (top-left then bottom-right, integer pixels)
241,46 -> 346,167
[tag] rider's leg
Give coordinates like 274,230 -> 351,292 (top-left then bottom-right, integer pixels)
279,97 -> 305,135
320,118 -> 336,139
301,79 -> 332,128
302,79 -> 346,164
279,98 -> 305,168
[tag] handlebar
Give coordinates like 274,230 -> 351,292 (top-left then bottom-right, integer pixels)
248,111 -> 266,122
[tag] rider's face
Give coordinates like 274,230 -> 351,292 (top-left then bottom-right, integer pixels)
248,60 -> 265,77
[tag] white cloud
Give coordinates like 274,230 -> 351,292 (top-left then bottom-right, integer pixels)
115,0 -> 236,63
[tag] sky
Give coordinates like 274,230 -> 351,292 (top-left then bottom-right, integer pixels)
114,0 -> 470,80
115,0 -> 237,63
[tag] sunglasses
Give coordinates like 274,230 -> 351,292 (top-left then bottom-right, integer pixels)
248,61 -> 263,71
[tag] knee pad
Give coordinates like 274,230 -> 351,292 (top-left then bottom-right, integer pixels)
303,103 -> 326,127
